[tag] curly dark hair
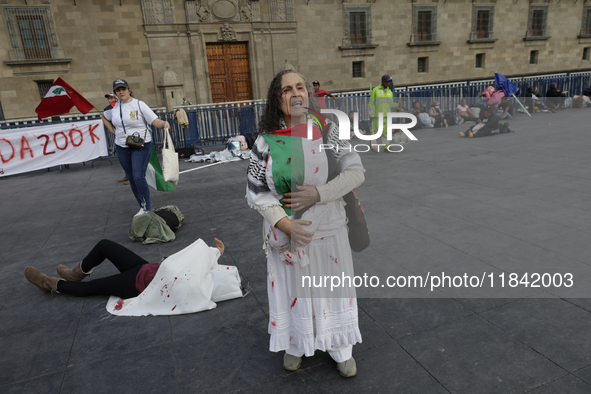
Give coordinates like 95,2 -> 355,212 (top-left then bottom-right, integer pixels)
257,70 -> 320,134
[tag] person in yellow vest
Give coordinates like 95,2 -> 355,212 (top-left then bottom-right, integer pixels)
369,74 -> 395,152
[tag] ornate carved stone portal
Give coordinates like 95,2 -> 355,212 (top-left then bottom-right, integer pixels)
220,23 -> 237,41
186,1 -> 261,23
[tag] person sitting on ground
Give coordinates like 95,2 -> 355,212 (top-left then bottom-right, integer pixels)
455,98 -> 479,125
458,106 -> 513,138
526,87 -> 554,113
428,101 -> 448,128
24,238 -> 224,299
545,83 -> 567,110
410,101 -> 433,129
410,101 -> 427,117
496,96 -> 513,120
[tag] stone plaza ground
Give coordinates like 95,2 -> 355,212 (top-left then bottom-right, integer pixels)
1,108 -> 591,393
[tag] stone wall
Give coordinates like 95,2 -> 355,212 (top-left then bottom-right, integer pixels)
1,0 -> 590,119
293,0 -> 591,91
1,0 -> 155,119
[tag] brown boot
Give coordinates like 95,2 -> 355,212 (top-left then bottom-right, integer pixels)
25,266 -> 61,293
56,262 -> 91,282
118,176 -> 129,182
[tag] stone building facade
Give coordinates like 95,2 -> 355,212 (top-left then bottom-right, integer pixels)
1,0 -> 591,119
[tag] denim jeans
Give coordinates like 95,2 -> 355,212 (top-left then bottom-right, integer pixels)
116,142 -> 152,211
496,110 -> 512,119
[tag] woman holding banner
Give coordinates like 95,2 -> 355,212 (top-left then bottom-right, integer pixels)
246,70 -> 364,377
102,79 -> 170,216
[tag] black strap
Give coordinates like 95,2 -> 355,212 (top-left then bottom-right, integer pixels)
119,100 -> 149,140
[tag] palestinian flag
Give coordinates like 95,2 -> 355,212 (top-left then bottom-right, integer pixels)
262,123 -> 328,216
146,144 -> 175,191
35,77 -> 95,120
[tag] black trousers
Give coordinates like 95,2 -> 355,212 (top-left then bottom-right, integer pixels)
470,125 -> 511,138
57,239 -> 148,299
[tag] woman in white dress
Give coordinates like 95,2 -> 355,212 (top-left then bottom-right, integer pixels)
246,70 -> 365,377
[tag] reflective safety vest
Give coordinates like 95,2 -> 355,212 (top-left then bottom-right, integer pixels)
369,85 -> 394,117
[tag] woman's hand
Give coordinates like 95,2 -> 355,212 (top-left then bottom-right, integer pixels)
152,119 -> 170,130
214,238 -> 224,256
283,184 -> 320,212
275,217 -> 314,247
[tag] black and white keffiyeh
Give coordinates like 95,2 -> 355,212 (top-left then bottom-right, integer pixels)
245,119 -> 361,211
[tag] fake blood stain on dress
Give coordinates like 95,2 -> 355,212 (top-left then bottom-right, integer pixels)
114,300 -> 124,311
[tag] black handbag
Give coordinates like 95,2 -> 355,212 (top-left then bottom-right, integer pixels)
295,125 -> 370,252
120,100 -> 148,150
125,133 -> 145,150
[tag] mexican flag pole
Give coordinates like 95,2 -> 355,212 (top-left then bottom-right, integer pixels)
146,143 -> 175,191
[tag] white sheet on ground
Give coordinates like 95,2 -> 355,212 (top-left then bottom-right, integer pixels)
106,239 -> 242,316
186,148 -> 250,163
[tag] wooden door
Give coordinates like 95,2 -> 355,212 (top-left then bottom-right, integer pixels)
206,42 -> 253,103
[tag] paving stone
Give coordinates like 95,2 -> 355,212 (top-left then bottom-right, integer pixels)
481,298 -> 591,372
359,298 -> 472,340
574,364 -> 591,385
1,109 -> 591,392
173,318 -> 284,393
297,342 -> 448,394
238,373 -> 329,394
61,343 -> 177,394
527,373 -> 591,394
0,371 -> 65,394
0,317 -> 78,385
66,299 -> 173,367
398,314 -> 567,394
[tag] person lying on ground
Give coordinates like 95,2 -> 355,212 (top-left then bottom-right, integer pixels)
459,106 -> 513,138
24,238 -> 224,299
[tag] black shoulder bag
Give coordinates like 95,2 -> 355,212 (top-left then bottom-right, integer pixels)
120,100 -> 148,150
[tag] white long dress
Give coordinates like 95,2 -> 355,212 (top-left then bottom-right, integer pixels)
246,122 -> 364,360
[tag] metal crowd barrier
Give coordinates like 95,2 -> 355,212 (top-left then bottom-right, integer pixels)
3,73 -> 591,156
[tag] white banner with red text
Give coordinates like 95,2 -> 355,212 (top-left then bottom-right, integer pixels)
0,120 -> 108,177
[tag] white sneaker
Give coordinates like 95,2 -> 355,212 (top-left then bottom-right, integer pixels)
134,208 -> 146,217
